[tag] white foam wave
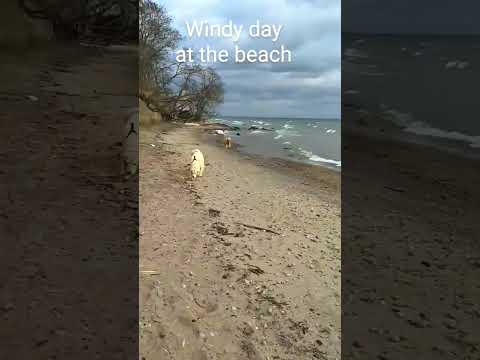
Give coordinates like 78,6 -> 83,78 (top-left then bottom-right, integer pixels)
344,89 -> 360,95
325,129 -> 336,134
359,72 -> 385,76
275,128 -> 301,138
383,109 -> 414,127
344,48 -> 369,59
283,123 -> 294,129
299,148 -> 341,167
251,130 -> 266,134
232,120 -> 244,125
445,60 -> 469,70
404,122 -> 480,148
309,155 -> 342,167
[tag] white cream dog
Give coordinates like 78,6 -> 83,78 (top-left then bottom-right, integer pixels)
190,149 -> 205,179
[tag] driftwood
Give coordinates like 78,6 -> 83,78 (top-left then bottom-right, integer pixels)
236,222 -> 281,235
384,185 -> 405,193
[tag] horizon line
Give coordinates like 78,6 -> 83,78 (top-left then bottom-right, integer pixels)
343,31 -> 480,37
215,114 -> 341,120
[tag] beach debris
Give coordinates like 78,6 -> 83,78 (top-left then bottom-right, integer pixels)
247,264 -> 265,275
208,208 -> 221,217
242,321 -> 256,336
212,222 -> 233,235
248,125 -> 273,131
259,294 -> 288,308
140,270 -> 161,276
26,95 -> 39,101
236,222 -> 281,235
234,230 -> 245,237
384,185 -> 405,193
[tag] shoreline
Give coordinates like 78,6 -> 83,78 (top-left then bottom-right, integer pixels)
343,106 -> 480,161
199,120 -> 343,171
343,105 -> 480,359
196,126 -> 341,198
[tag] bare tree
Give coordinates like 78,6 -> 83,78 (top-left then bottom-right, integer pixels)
139,0 -> 180,92
139,0 -> 224,122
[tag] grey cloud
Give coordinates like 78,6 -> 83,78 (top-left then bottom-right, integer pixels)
162,0 -> 340,118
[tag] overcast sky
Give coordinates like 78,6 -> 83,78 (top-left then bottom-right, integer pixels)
160,0 -> 340,119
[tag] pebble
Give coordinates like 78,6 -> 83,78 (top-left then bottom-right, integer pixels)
388,335 -> 401,343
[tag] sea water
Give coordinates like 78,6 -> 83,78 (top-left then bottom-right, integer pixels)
210,116 -> 341,169
343,34 -> 480,154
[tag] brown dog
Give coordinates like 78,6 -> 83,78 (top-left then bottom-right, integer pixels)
223,136 -> 232,149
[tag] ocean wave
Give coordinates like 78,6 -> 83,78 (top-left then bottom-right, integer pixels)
283,123 -> 294,129
299,149 -> 341,167
359,72 -> 385,76
309,155 -> 342,167
344,48 -> 369,59
445,60 -> 469,70
383,109 -> 414,127
275,128 -> 301,139
325,129 -> 336,134
232,120 -> 244,125
404,122 -> 480,148
251,130 -> 266,134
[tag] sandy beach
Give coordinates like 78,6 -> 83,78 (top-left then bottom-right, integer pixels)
139,121 -> 341,359
342,106 -> 480,360
0,45 -> 138,357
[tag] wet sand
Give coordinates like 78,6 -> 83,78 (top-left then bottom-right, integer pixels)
342,107 -> 480,360
0,45 -> 138,358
